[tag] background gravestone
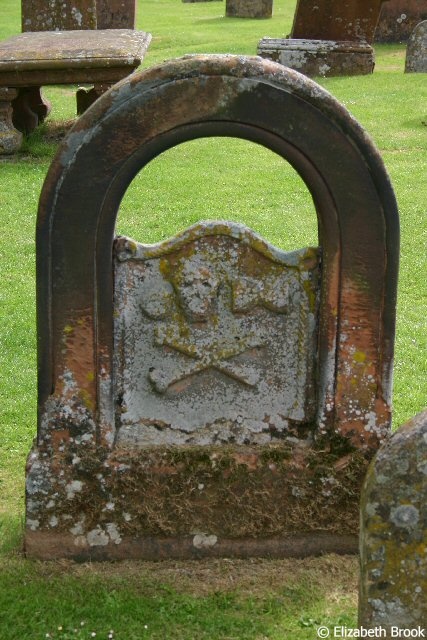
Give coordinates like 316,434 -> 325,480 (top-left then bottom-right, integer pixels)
226,0 -> 272,18
258,0 -> 387,75
96,0 -> 136,29
22,0 -> 136,31
290,0 -> 386,43
405,20 -> 427,72
25,55 -> 399,561
359,409 -> 427,631
22,0 -> 97,31
375,0 -> 427,42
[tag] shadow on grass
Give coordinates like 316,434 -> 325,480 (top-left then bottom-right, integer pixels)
19,119 -> 76,160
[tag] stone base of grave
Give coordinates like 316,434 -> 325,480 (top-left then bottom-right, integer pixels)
25,440 -> 366,560
257,38 -> 375,76
226,0 -> 272,19
26,531 -> 358,561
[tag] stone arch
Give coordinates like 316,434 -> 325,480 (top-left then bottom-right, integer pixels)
36,55 -> 399,452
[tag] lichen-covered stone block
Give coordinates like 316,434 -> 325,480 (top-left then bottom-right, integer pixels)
359,409 -> 427,632
405,20 -> 427,72
257,38 -> 375,77
26,55 -> 399,560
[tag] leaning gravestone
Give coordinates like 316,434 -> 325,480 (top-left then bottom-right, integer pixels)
25,54 -> 399,560
226,0 -> 272,18
258,0 -> 387,75
375,0 -> 427,43
359,409 -> 427,632
405,20 -> 427,72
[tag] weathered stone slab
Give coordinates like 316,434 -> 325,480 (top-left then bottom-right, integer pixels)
405,19 -> 427,72
290,0 -> 387,44
0,30 -> 151,74
257,39 -> 375,77
226,0 -> 272,19
0,29 -> 151,147
22,0 -> 97,32
359,409 -> 427,633
375,0 -> 427,42
114,223 -> 319,446
96,0 -> 136,29
25,55 -> 399,560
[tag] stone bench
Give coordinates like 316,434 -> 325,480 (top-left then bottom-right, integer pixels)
0,29 -> 151,154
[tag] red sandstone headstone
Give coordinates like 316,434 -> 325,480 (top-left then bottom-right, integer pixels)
259,0 -> 388,75
290,0 -> 387,43
24,55 -> 399,561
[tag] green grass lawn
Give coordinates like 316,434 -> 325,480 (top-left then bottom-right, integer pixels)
0,0 -> 426,637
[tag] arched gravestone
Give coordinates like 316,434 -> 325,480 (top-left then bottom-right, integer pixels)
26,55 -> 399,560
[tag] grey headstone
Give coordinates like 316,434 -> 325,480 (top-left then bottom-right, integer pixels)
405,20 -> 427,72
359,409 -> 427,630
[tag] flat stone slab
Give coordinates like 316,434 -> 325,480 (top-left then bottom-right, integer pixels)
257,38 -> 375,77
0,29 -> 151,85
0,28 -> 151,154
405,19 -> 427,72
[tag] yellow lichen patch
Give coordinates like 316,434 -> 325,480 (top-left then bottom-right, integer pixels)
80,389 -> 94,412
353,351 -> 366,363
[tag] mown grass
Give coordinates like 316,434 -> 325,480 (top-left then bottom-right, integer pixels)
0,0 -> 426,637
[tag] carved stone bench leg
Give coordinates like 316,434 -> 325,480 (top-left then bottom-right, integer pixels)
12,87 -> 52,134
76,83 -> 111,115
0,88 -> 23,154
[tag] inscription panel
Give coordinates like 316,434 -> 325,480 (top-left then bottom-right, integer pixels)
113,222 -> 320,446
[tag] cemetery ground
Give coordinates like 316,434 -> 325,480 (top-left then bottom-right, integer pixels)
0,0 -> 426,638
